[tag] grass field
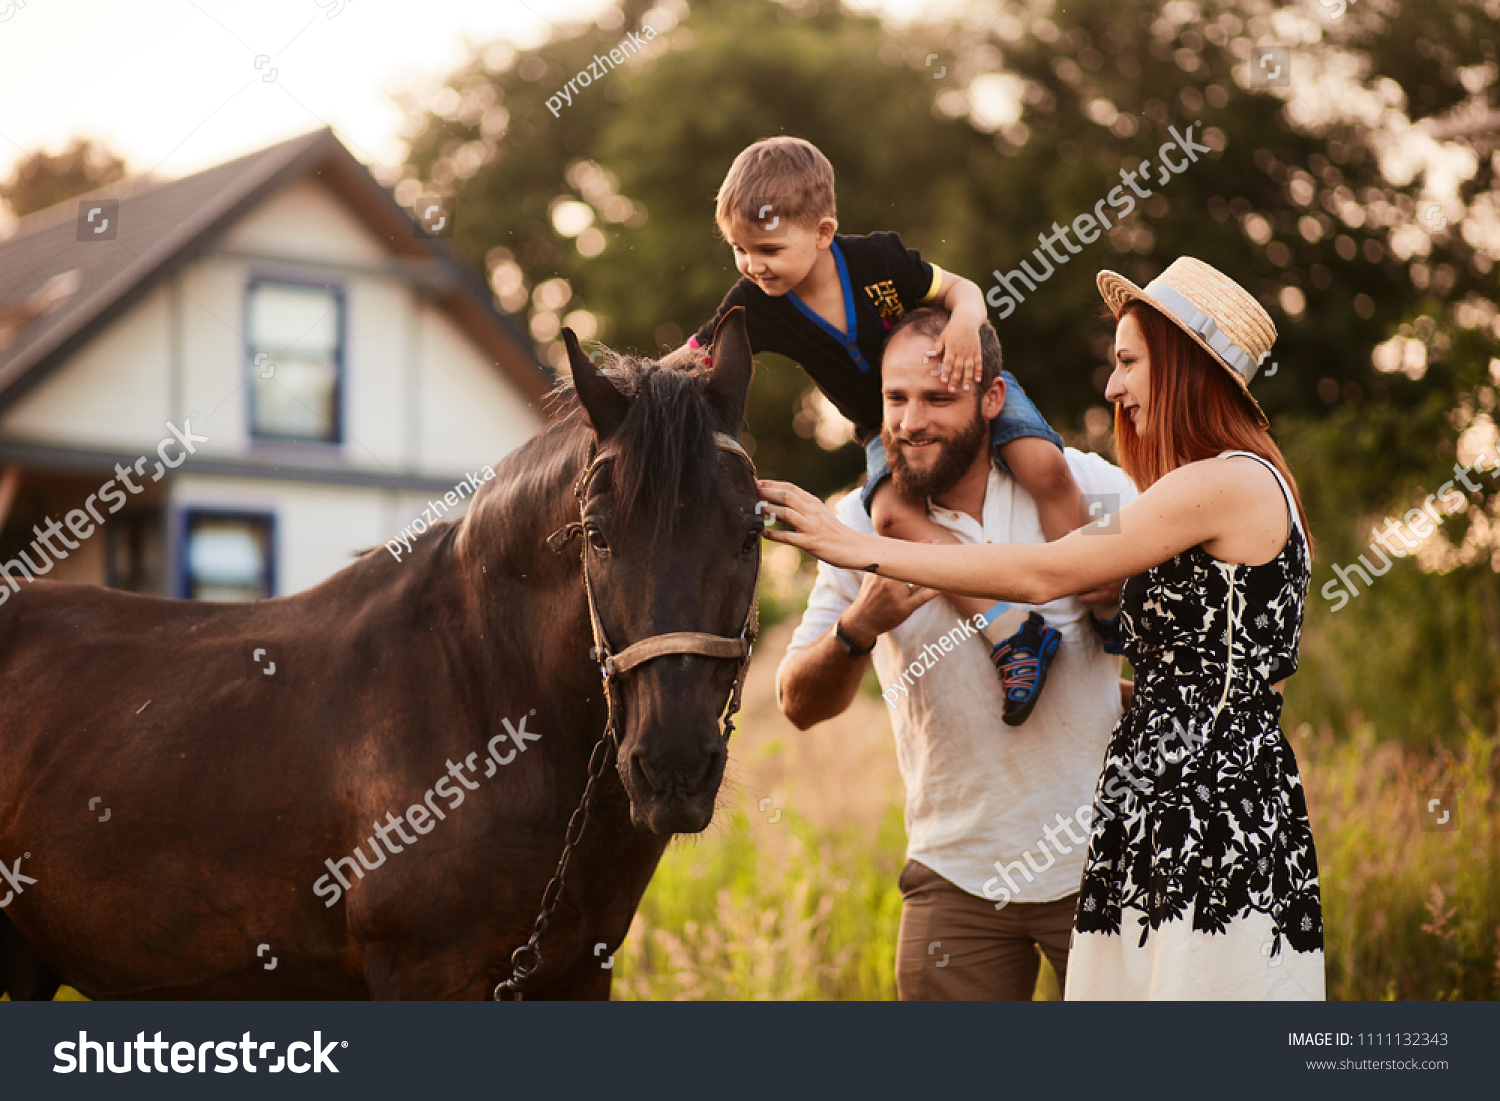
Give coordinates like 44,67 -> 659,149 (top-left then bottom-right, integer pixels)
11,616 -> 1494,1003
612,607 -> 1499,1001
615,713 -> 1499,1001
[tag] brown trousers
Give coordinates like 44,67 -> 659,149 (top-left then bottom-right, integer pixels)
895,859 -> 1077,1001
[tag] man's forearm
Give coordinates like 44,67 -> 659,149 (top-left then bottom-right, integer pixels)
778,629 -> 872,730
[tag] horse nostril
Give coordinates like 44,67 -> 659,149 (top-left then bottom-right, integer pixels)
628,749 -> 660,794
692,741 -> 726,789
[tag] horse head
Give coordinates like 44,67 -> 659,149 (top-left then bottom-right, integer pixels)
563,308 -> 759,836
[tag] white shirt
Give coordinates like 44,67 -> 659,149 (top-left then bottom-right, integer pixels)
778,449 -> 1138,903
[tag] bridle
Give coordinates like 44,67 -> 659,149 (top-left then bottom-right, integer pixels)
493,431 -> 759,1000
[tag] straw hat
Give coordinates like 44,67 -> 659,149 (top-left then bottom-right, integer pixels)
1097,257 -> 1276,428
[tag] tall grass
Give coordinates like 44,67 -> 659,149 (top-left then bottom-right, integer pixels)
1300,720 -> 1500,1000
616,724 -> 1500,1001
612,806 -> 907,1001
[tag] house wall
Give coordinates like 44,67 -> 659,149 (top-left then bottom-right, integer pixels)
0,284 -> 175,449
170,474 -> 405,597
0,175 -> 543,597
169,474 -> 491,598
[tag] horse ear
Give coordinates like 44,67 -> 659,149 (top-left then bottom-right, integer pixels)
565,327 -> 630,441
704,306 -> 754,435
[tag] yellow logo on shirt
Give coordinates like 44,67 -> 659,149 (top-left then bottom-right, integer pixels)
864,280 -> 904,322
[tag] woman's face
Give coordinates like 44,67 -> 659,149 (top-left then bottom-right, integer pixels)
1105,312 -> 1151,437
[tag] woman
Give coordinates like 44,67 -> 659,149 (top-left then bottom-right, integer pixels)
759,257 -> 1324,999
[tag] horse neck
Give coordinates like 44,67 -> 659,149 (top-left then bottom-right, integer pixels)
450,415 -> 600,704
421,419 -> 669,900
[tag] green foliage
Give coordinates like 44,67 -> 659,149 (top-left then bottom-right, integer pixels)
0,137 -> 125,219
1282,409 -> 1500,746
1303,722 -> 1500,1000
404,0 -> 1500,487
612,805 -> 908,1000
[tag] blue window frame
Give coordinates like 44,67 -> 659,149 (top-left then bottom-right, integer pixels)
245,277 -> 345,444
179,509 -> 276,602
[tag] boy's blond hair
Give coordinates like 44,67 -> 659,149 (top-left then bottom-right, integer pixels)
714,136 -> 837,235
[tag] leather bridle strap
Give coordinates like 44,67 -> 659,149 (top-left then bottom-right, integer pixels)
548,431 -> 760,739
605,632 -> 751,676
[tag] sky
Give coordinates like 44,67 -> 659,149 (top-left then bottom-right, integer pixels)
0,0 -> 621,186
0,0 -> 957,192
0,1 -> 1481,254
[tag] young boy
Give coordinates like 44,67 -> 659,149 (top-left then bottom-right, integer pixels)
684,137 -> 1120,724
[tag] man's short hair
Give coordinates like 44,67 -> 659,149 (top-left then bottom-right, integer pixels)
885,308 -> 1003,391
715,136 -> 837,235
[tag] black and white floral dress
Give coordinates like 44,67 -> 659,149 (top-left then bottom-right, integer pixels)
1065,452 -> 1324,1000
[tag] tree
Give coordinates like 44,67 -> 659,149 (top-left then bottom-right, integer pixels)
401,0 -> 1500,743
0,138 -> 127,218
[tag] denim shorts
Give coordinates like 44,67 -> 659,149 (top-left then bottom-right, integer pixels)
859,369 -> 1063,512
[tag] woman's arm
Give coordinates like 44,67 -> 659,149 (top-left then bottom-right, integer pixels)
759,459 -> 1261,603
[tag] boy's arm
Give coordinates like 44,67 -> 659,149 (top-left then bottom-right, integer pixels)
928,272 -> 987,392
664,340 -> 707,368
673,282 -> 755,366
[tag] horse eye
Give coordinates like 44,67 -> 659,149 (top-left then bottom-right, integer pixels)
587,528 -> 609,553
743,528 -> 762,555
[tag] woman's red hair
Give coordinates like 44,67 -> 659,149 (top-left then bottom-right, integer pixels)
1113,299 -> 1311,543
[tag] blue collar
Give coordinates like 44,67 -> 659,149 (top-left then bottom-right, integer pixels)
787,240 -> 872,372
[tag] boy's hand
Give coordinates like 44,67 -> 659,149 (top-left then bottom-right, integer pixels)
927,318 -> 984,392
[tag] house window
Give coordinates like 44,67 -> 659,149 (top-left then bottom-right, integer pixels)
182,511 -> 274,601
247,280 -> 343,443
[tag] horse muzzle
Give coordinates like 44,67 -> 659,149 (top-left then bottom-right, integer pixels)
618,719 -> 727,836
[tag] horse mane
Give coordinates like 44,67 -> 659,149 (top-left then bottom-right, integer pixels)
545,350 -> 724,538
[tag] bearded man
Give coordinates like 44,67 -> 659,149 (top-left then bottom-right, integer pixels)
775,308 -> 1137,1000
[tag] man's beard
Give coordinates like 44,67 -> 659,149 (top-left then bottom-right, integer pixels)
883,405 -> 989,502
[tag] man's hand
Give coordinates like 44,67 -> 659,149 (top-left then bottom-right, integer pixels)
842,571 -> 938,646
777,570 -> 936,729
928,318 -> 983,393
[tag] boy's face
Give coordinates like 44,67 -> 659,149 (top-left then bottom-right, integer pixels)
722,216 -> 836,296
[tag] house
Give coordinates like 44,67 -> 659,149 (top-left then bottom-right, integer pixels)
0,128 -> 550,601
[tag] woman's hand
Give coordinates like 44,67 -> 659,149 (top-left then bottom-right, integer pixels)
757,480 -> 874,570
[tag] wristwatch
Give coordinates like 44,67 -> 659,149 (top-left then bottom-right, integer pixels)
833,618 -> 875,658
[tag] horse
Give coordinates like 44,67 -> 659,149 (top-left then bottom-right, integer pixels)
0,309 -> 760,1000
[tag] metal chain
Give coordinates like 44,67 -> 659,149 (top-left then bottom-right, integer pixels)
492,727 -> 617,1001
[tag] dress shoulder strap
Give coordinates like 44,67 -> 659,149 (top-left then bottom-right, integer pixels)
1216,450 -> 1301,536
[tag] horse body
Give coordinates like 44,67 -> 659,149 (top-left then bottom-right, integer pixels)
0,312 -> 756,999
